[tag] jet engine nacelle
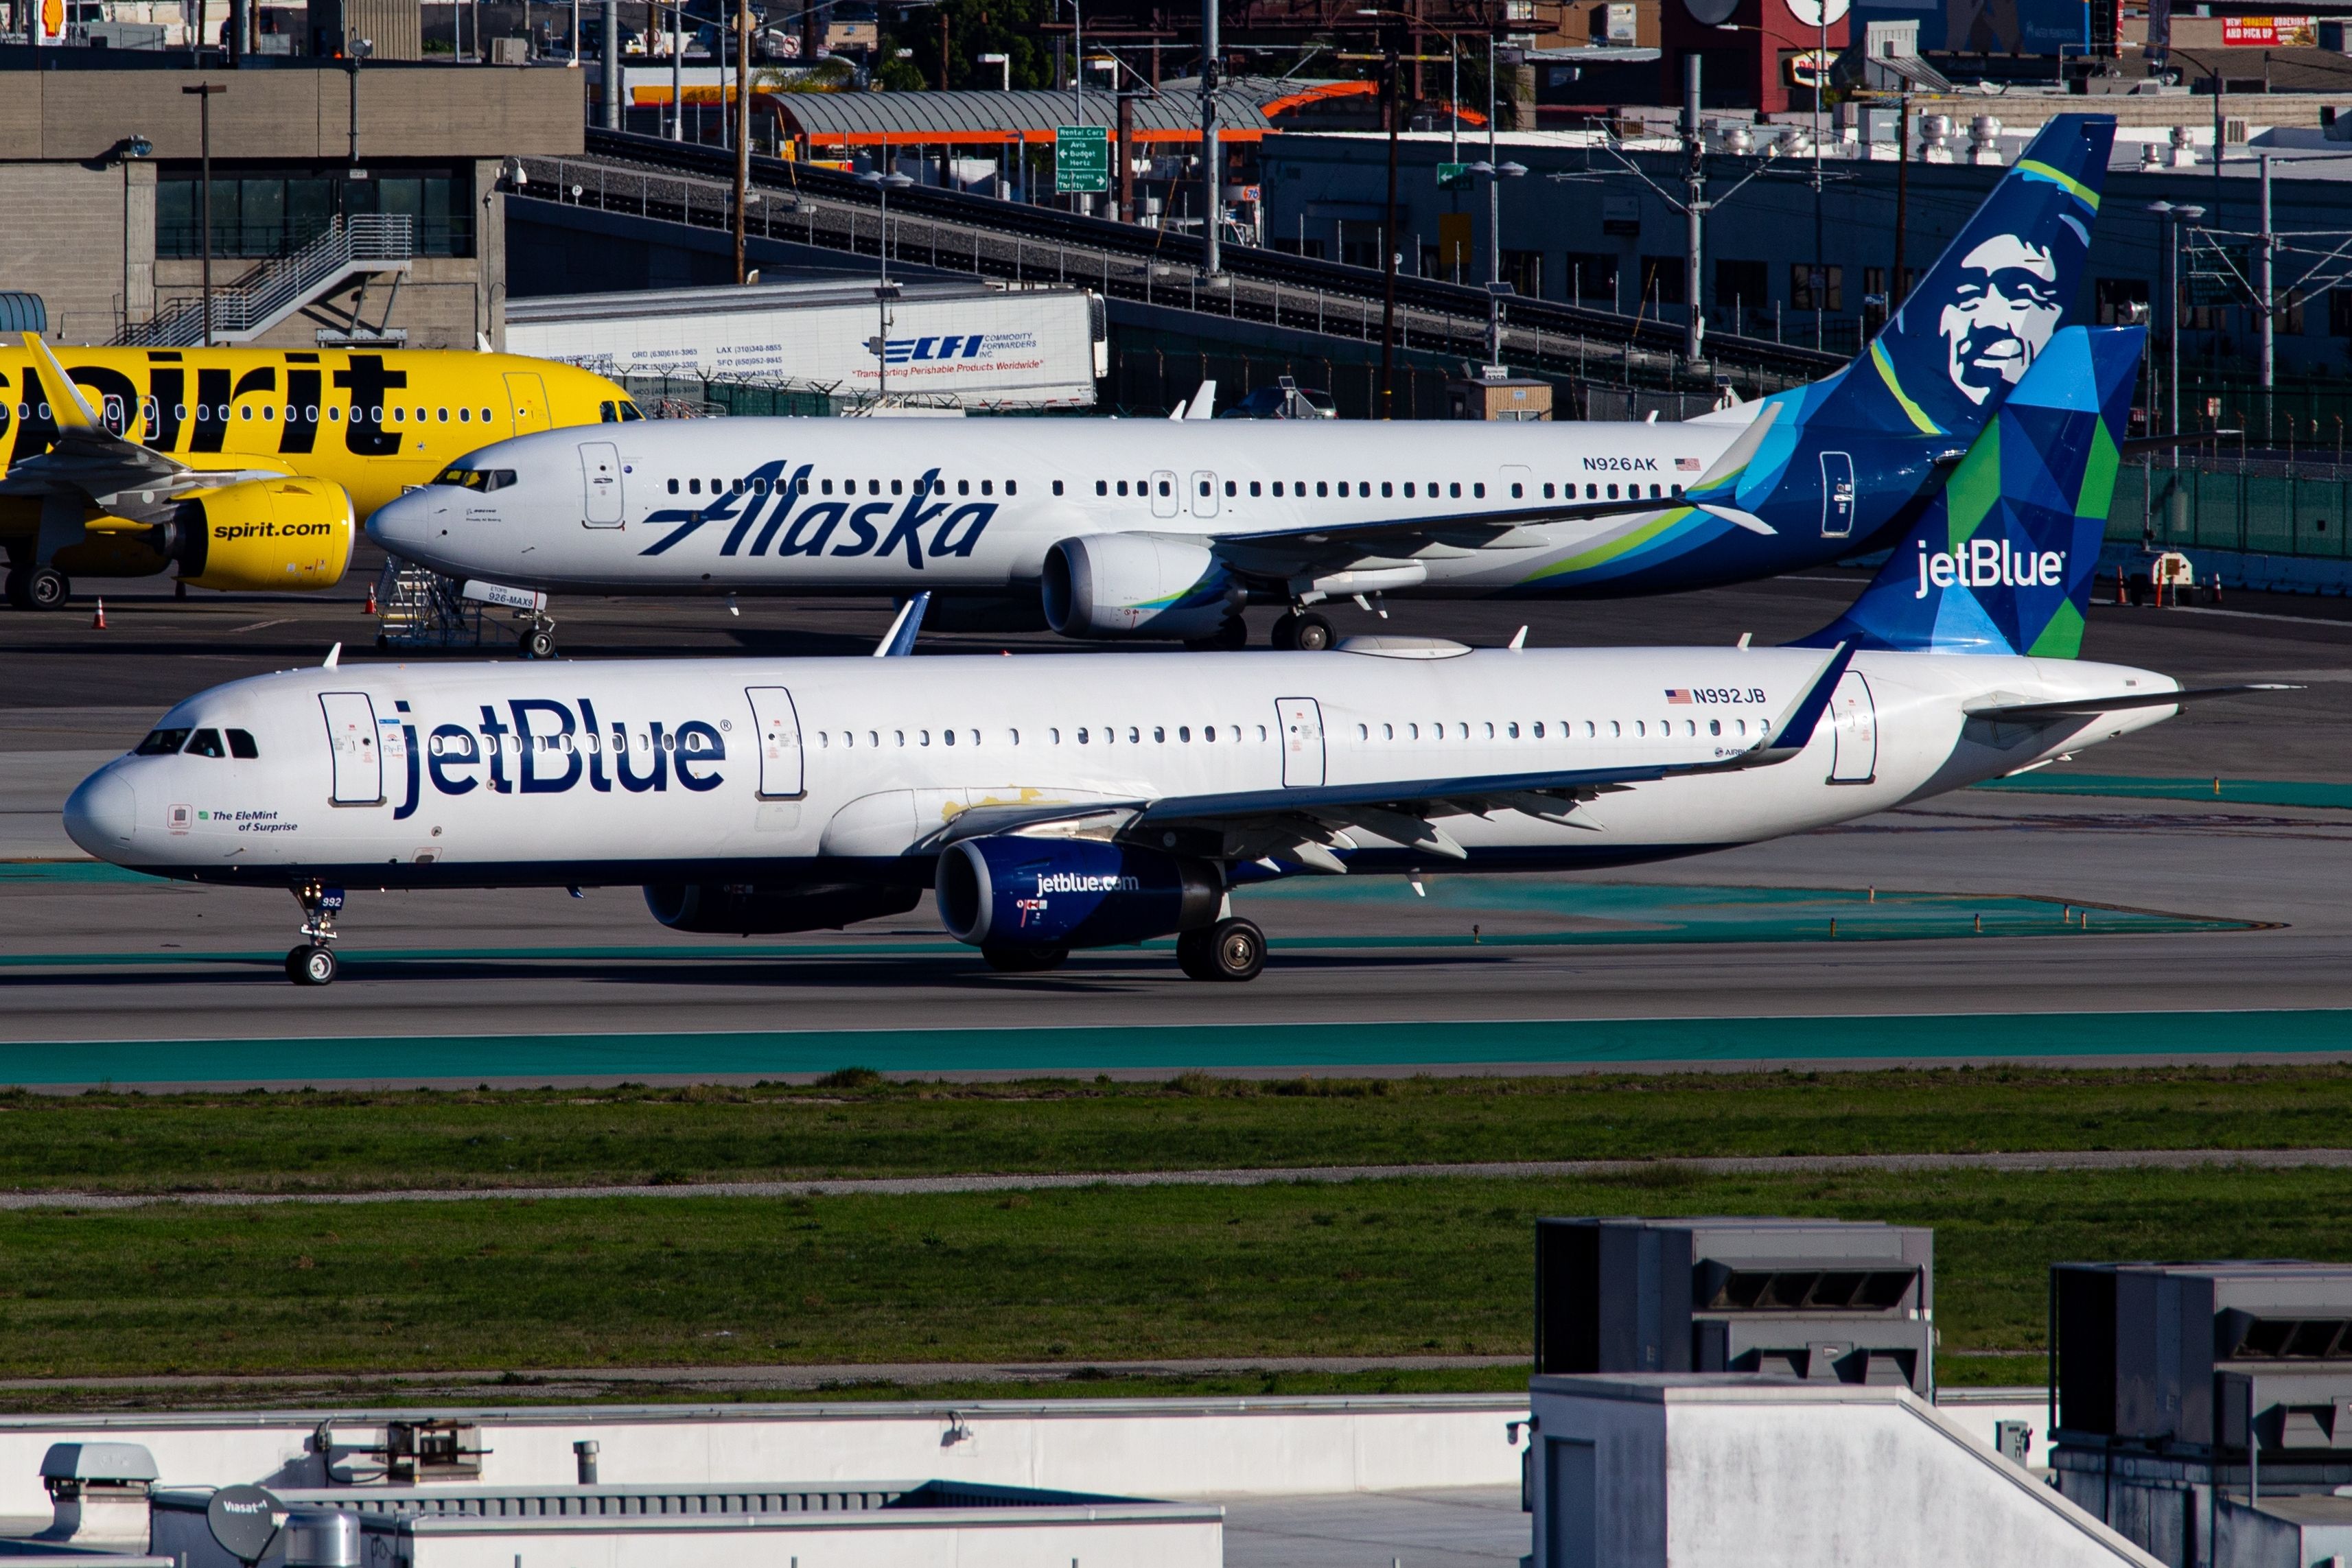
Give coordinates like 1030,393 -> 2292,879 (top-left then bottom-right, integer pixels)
1040,533 -> 1237,640
170,478 -> 354,593
644,880 -> 922,935
935,836 -> 1222,950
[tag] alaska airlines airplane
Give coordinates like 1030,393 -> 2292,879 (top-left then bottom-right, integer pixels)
0,337 -> 635,611
67,325 -> 2273,987
368,115 -> 2117,654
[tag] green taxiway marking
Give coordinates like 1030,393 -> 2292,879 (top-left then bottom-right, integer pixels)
1973,774 -> 2352,809
0,882 -> 2248,970
5,1010 -> 2352,1084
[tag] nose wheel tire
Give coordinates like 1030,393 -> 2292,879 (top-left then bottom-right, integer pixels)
1178,918 -> 1266,982
982,943 -> 1069,974
1270,612 -> 1334,651
286,944 -> 339,986
520,628 -> 557,659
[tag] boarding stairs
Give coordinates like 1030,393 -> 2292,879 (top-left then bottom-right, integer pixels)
119,215 -> 415,348
373,559 -> 483,650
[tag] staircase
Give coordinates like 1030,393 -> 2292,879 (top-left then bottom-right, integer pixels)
373,559 -> 483,650
122,215 -> 415,348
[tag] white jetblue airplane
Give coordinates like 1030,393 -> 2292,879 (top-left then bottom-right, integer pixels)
69,327 -> 2262,987
366,117 -> 2119,655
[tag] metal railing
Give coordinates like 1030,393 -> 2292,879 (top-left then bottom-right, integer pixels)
123,214 -> 414,347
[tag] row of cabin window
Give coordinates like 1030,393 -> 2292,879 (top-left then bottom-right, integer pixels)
817,724 -> 1272,749
14,401 -> 492,427
665,475 -> 1023,499
132,726 -> 261,758
426,731 -> 714,756
1089,478 -> 1690,504
1353,717 -> 1771,742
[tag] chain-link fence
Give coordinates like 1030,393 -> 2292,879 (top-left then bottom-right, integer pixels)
2112,460 -> 2352,559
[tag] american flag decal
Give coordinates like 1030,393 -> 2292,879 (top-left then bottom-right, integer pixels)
1676,456 -> 1702,471
1665,689 -> 1694,704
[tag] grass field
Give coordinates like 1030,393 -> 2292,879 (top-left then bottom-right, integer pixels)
2,1163 -> 2345,1392
5,1063 -> 2352,1194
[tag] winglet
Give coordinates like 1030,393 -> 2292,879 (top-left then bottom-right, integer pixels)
323,642 -> 342,670
1186,380 -> 1216,419
1756,642 -> 1852,759
21,334 -> 104,432
873,592 -> 930,657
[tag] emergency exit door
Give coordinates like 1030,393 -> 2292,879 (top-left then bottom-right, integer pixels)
746,686 -> 805,798
581,441 -> 624,526
318,692 -> 384,806
1277,698 -> 1326,787
1828,670 -> 1877,784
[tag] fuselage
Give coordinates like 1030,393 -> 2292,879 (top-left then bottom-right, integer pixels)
1,347 -> 637,583
364,410 -> 1945,606
65,644 -> 2177,891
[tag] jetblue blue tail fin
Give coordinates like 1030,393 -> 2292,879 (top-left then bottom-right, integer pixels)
1804,114 -> 2116,443
1795,324 -> 2143,657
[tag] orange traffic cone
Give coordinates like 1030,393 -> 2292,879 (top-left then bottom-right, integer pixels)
91,598 -> 106,630
364,581 -> 378,616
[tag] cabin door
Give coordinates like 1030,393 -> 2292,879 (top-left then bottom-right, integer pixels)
745,686 -> 806,799
580,441 -> 625,526
1277,697 -> 1326,788
318,692 -> 384,806
1828,671 -> 1878,784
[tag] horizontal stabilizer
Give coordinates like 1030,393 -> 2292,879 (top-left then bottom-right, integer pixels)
1965,683 -> 2296,723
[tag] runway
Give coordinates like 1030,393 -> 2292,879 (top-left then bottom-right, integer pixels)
8,567 -> 2352,1084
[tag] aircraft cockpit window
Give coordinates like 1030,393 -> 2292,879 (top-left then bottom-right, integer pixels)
228,729 -> 260,758
598,400 -> 644,422
133,728 -> 191,756
432,467 -> 516,491
185,729 -> 228,759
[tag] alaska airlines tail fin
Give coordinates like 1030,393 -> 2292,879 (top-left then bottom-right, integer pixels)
1794,323 -> 2141,657
1802,113 -> 2115,443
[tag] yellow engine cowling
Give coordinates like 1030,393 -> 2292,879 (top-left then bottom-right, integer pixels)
174,478 -> 354,593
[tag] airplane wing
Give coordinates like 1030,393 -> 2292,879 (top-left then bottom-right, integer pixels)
1199,402 -> 1784,583
0,335 -> 286,523
933,644 -> 1852,869
1964,683 -> 2296,724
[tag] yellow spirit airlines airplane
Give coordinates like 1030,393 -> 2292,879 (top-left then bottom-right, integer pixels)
0,336 -> 637,611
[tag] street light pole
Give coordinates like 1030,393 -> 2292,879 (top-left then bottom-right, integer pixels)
733,0 -> 750,280
1485,30 -> 1499,285
1680,52 -> 1706,364
865,170 -> 912,401
1200,0 -> 1220,276
2258,151 -> 2276,442
182,82 -> 225,349
1379,24 -> 1399,418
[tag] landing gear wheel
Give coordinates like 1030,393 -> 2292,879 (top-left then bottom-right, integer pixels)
1180,918 -> 1266,982
520,627 -> 557,659
22,566 -> 68,611
982,943 -> 1069,974
1272,612 -> 1334,651
286,944 -> 339,986
1185,616 -> 1249,651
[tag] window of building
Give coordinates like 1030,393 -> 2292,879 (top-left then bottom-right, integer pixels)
1791,264 -> 1843,312
1564,252 -> 1618,305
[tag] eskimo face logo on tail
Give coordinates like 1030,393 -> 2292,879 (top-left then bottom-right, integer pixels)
1940,236 -> 2064,406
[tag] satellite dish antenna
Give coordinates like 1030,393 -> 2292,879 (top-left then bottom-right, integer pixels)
207,1486 -> 283,1565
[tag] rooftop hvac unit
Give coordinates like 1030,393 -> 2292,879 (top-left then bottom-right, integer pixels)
1534,1217 -> 1935,1395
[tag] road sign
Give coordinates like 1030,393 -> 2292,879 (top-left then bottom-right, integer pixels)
1437,161 -> 1471,190
1055,126 -> 1110,194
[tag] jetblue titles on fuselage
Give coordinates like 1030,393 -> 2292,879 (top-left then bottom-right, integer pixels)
391,697 -> 729,820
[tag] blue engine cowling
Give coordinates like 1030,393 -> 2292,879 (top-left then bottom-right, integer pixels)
935,836 -> 1222,950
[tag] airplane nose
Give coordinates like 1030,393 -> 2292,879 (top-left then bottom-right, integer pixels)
365,493 -> 422,550
64,767 -> 137,858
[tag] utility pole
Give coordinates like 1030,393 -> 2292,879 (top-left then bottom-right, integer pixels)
1117,87 -> 1136,221
1379,23 -> 1400,418
2258,150 -> 2275,443
734,0 -> 752,280
1200,0 -> 1220,275
1486,30 -> 1499,285
1891,89 -> 1910,309
1680,53 -> 1705,364
601,0 -> 619,128
671,0 -> 684,141
183,83 -> 225,349
1072,0 -> 1083,129
938,7 -> 948,90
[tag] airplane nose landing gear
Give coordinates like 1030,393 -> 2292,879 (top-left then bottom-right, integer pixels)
286,881 -> 347,986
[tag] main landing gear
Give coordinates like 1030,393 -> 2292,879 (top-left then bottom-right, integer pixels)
4,565 -> 69,611
1270,611 -> 1334,651
1177,917 -> 1266,982
286,881 -> 346,986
